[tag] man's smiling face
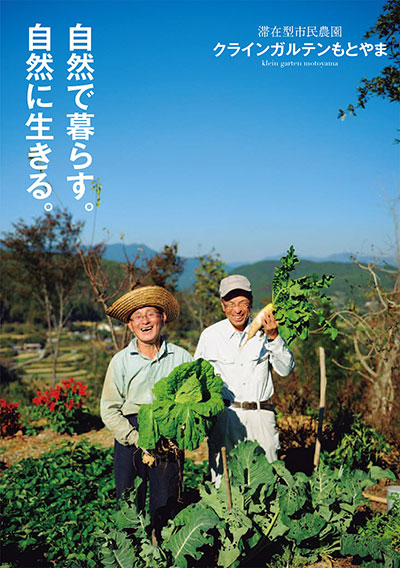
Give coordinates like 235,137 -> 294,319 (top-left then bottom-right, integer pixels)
221,294 -> 251,332
127,306 -> 166,345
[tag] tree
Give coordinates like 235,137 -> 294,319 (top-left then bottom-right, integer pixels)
335,197 -> 400,437
72,240 -> 186,351
1,210 -> 84,385
338,0 -> 400,135
191,251 -> 228,331
144,243 -> 185,292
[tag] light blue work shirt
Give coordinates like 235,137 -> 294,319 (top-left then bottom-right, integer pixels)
100,337 -> 192,446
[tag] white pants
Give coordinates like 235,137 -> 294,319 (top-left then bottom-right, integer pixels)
208,407 -> 280,486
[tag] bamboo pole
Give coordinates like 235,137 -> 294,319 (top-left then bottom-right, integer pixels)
221,446 -> 232,510
313,347 -> 327,469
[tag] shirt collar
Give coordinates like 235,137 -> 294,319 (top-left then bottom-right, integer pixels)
129,336 -> 170,359
223,317 -> 251,340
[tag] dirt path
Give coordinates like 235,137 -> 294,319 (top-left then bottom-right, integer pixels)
0,428 -> 114,468
0,427 -> 208,468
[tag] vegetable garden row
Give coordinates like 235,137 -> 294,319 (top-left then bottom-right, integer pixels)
1,437 -> 399,568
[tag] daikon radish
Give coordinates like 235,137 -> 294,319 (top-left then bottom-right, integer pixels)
242,303 -> 274,347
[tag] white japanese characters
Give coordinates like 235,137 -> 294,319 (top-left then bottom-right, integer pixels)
257,25 -> 343,38
213,41 -> 388,59
66,23 -> 95,206
25,23 -> 96,211
26,24 -> 53,202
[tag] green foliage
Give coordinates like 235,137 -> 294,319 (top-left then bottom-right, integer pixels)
286,302 -> 354,415
98,480 -> 169,568
138,359 -> 225,450
323,414 -> 393,471
144,243 -> 185,293
162,504 -> 219,567
194,250 -> 227,329
0,209 -> 85,383
99,440 -> 397,568
271,246 -> 337,345
1,440 -> 116,567
339,0 -> 400,138
0,210 -> 84,320
85,342 -> 113,415
182,459 -> 209,490
0,367 -> 37,419
232,257 -> 396,310
354,501 -> 400,563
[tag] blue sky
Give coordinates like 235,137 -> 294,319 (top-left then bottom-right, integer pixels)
1,0 -> 398,263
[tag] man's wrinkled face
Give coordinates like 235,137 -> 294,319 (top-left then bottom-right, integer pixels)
127,306 -> 166,344
221,294 -> 251,332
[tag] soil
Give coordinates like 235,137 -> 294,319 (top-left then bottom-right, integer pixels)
0,427 -> 114,468
0,427 -> 209,469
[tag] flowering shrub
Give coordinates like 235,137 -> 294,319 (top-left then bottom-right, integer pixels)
32,377 -> 88,434
0,398 -> 22,437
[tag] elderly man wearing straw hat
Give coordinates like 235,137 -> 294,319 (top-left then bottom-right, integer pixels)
100,285 -> 192,539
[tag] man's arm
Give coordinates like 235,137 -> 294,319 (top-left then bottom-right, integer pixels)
194,331 -> 206,359
100,358 -> 139,446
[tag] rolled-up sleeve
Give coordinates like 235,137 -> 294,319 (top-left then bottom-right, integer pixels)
100,357 -> 139,447
266,335 -> 295,377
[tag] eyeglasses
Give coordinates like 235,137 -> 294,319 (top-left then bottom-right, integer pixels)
223,301 -> 251,311
130,310 -> 161,323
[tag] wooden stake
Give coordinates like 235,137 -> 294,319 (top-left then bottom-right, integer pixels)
313,346 -> 327,469
221,446 -> 232,510
362,492 -> 388,505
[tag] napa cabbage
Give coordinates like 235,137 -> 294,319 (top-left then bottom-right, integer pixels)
137,358 -> 225,451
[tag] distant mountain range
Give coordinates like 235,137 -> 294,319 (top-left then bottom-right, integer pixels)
103,243 -> 396,267
261,252 -> 397,264
102,243 -> 397,300
102,243 -> 248,288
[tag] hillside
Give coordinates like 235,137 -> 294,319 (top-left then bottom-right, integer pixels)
231,259 -> 397,308
97,255 -> 396,308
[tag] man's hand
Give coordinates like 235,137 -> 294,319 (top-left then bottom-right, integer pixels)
260,309 -> 279,341
128,429 -> 139,446
141,449 -> 156,466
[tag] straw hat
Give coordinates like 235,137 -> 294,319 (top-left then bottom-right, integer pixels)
105,286 -> 180,323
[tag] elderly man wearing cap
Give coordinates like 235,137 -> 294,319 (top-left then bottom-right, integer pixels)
100,286 -> 192,539
195,275 -> 294,483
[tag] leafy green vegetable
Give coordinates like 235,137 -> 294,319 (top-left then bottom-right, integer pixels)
98,479 -> 169,568
138,359 -> 225,451
1,440 -> 116,568
162,504 -> 219,567
272,245 -> 337,345
97,440 -> 398,568
322,414 -> 393,471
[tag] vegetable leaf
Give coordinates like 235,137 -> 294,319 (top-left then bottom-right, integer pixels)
138,359 -> 224,451
162,504 -> 218,567
271,245 -> 337,345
